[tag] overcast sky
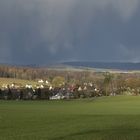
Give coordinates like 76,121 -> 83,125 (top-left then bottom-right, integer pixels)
0,0 -> 140,64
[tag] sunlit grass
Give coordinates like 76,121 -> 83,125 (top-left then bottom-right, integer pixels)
0,78 -> 37,87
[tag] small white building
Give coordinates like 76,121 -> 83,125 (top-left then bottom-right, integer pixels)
38,79 -> 44,83
49,86 -> 53,90
25,84 -> 32,89
40,85 -> 44,88
2,84 -> 8,89
50,93 -> 65,100
78,86 -> 82,91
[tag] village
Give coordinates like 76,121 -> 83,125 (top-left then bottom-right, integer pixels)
0,78 -> 101,100
0,73 -> 140,100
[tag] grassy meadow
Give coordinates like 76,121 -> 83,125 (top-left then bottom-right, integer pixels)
0,96 -> 140,140
0,78 -> 37,88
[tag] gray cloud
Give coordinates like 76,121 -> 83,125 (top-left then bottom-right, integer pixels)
0,0 -> 140,64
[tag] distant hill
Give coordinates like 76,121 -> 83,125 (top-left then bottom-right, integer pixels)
62,62 -> 140,71
1,62 -> 140,71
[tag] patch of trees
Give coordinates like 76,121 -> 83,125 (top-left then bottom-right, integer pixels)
0,65 -> 102,82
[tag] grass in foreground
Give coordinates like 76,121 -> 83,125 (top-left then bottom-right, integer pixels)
0,96 -> 140,140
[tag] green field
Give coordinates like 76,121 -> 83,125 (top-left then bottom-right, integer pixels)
0,96 -> 140,140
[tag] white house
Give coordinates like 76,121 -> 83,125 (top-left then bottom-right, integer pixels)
38,79 -> 44,83
40,85 -> 44,88
25,84 -> 32,89
45,80 -> 49,84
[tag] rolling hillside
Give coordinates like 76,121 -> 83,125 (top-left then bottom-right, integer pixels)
62,62 -> 140,71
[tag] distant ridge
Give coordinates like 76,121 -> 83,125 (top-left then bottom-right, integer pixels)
0,62 -> 140,71
62,62 -> 140,71
0,63 -> 39,68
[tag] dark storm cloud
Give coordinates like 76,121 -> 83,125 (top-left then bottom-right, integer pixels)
0,0 -> 140,64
